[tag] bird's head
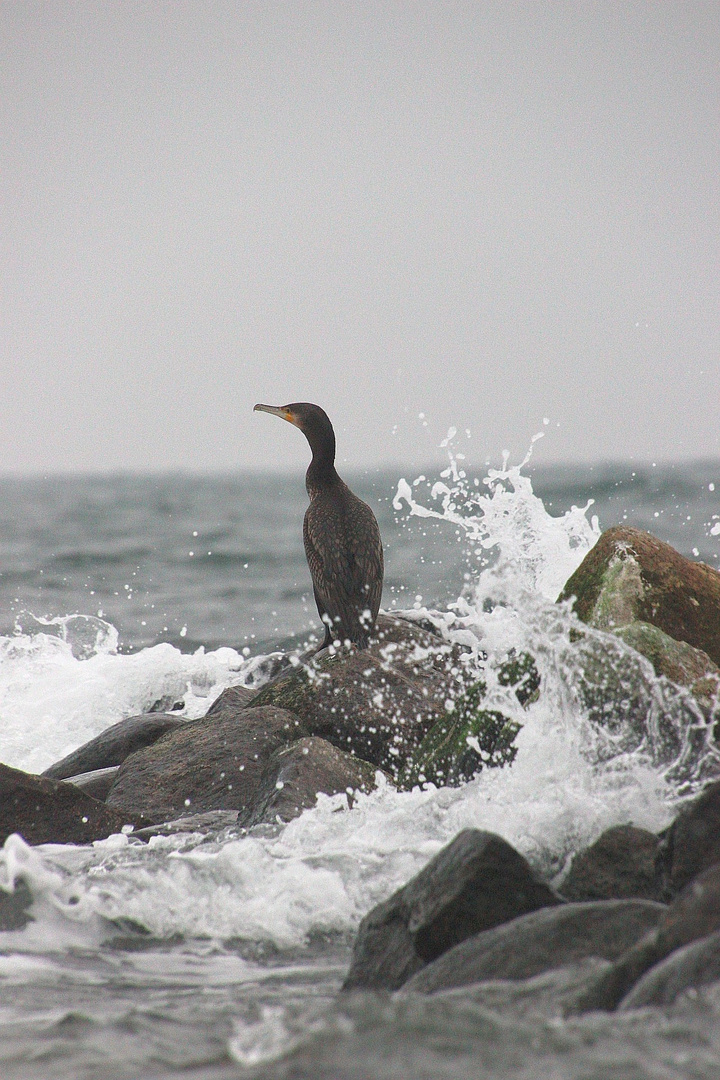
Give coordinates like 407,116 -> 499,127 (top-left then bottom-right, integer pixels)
253,402 -> 335,451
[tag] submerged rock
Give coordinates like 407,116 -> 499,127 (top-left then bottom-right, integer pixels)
239,736 -> 380,828
572,861 -> 720,1013
559,525 -> 720,666
0,875 -> 34,932
244,615 -> 465,779
42,713 -> 185,780
560,825 -> 662,903
342,829 -> 560,992
403,899 -> 665,994
656,779 -> 720,898
105,705 -> 307,821
0,763 -> 152,846
619,928 -> 720,1009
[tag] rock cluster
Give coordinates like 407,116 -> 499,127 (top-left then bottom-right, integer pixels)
3,524 -> 720,1013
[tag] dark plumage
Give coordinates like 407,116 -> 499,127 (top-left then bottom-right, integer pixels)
254,402 -> 383,648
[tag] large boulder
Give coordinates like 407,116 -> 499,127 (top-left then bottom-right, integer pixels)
0,763 -> 152,846
656,779 -> 720,898
559,525 -> 720,665
342,829 -> 560,992
619,928 -> 720,1009
42,713 -> 186,780
403,899 -> 665,994
105,705 -> 307,822
245,615 -> 465,779
560,825 -> 662,903
238,736 -> 380,828
572,861 -> 720,1012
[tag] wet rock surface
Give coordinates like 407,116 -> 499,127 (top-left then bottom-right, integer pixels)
656,780 -> 720,898
572,861 -> 720,1013
239,736 -> 380,828
559,524 -> 720,665
560,825 -> 662,903
403,899 -> 665,994
613,621 -> 720,714
105,705 -> 308,821
342,829 -> 560,992
0,763 -> 153,846
42,713 -> 185,780
619,928 -> 720,1009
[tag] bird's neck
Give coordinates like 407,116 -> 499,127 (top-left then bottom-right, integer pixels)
306,451 -> 340,495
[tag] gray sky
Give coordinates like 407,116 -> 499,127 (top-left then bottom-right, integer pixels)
2,2 -> 718,474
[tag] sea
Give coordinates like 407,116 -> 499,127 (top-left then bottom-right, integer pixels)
1,446 -> 720,1080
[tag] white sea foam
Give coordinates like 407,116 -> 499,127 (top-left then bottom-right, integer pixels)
0,445 -> 709,954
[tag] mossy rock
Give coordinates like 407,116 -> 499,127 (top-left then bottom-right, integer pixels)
613,621 -> 720,718
399,681 -> 521,789
497,650 -> 541,707
559,525 -> 720,666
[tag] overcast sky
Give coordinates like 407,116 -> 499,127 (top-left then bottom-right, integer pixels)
2,2 -> 718,474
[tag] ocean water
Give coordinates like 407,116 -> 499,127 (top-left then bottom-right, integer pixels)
1,449 -> 720,1079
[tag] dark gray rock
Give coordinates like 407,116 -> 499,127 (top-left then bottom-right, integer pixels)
572,861 -> 720,1013
403,899 -> 665,994
105,705 -> 307,821
63,766 -> 120,801
0,876 -> 34,931
657,780 -> 720,899
560,825 -> 662,902
239,736 -> 380,827
619,928 -> 720,1009
42,713 -> 185,780
0,763 -> 153,846
245,614 -> 465,781
342,829 -> 561,992
204,684 -> 256,715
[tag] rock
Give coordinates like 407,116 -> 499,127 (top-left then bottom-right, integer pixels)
0,876 -> 34,931
560,825 -> 662,902
204,684 -> 256,715
245,614 -> 465,780
239,736 -> 380,828
559,525 -> 720,666
565,630 -> 687,766
132,810 -> 240,839
656,779 -> 720,898
572,861 -> 720,1013
105,705 -> 307,821
613,622 -> 720,714
63,766 -> 120,801
0,763 -> 153,846
42,713 -> 185,780
342,829 -> 561,992
400,681 -> 520,788
403,899 -> 665,994
619,928 -> 720,1009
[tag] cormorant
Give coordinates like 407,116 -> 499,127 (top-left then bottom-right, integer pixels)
254,402 -> 383,649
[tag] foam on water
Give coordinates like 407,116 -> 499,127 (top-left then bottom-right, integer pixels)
1,444 -> 714,957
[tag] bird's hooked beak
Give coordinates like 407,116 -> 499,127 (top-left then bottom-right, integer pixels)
254,403 -> 297,425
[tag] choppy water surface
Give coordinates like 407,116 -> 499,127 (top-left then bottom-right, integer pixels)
1,451 -> 720,1078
